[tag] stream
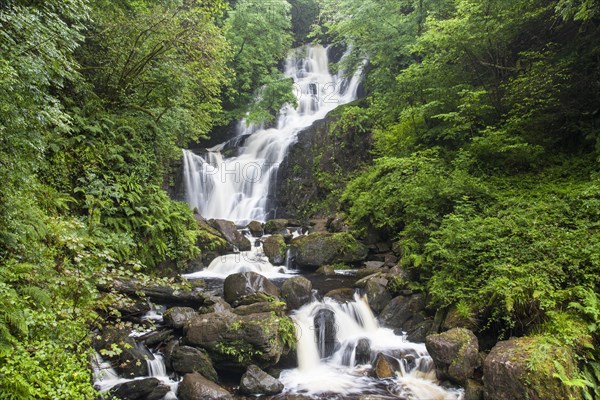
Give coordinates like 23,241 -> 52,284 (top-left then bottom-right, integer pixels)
93,44 -> 464,400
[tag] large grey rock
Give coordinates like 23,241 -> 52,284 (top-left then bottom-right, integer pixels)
355,338 -> 371,365
110,378 -> 170,400
483,337 -> 579,400
290,232 -> 368,269
379,294 -> 429,338
178,373 -> 233,400
239,365 -> 284,395
233,301 -> 287,316
425,328 -> 479,385
355,273 -> 391,313
209,219 -> 251,251
164,307 -> 198,329
281,276 -> 312,310
184,311 -> 286,371
314,309 -> 337,359
246,221 -> 264,237
324,288 -> 355,303
223,271 -> 280,307
264,219 -> 289,234
263,234 -> 286,265
171,345 -> 218,381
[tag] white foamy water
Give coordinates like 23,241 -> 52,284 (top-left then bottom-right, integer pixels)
279,294 -> 464,399
182,45 -> 363,225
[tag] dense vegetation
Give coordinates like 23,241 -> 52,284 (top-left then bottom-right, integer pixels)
2,0 -> 599,397
0,0 -> 296,397
318,0 -> 600,395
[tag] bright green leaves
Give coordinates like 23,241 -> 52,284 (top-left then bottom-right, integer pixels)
223,0 -> 294,122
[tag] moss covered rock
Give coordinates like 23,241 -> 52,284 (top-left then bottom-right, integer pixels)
425,328 -> 480,385
483,337 -> 581,400
263,234 -> 286,265
290,232 -> 368,269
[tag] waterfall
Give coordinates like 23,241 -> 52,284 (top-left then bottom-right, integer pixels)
182,45 -> 364,225
279,294 -> 464,399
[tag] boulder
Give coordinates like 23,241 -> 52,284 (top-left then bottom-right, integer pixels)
324,288 -> 355,303
355,338 -> 371,365
425,328 -> 479,385
364,261 -> 385,269
239,365 -> 284,395
110,378 -> 170,400
209,219 -> 251,251
140,329 -> 174,347
95,326 -> 151,378
184,311 -> 286,371
263,234 -> 286,265
355,273 -> 391,313
264,219 -> 289,234
314,309 -> 337,359
441,305 -> 479,332
406,319 -> 434,343
171,345 -> 218,382
281,276 -> 313,310
164,307 -> 198,330
290,232 -> 368,269
246,221 -> 264,237
464,378 -> 485,400
379,294 -> 427,334
178,372 -> 233,400
373,352 -> 401,379
316,265 -> 336,275
99,278 -> 207,307
483,337 -> 580,400
223,272 -> 280,307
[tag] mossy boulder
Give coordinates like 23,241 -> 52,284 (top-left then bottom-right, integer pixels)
223,271 -> 280,307
246,221 -> 264,237
483,337 -> 581,400
425,328 -> 480,385
281,276 -> 313,310
178,373 -> 232,400
209,219 -> 251,251
290,232 -> 368,269
184,310 -> 287,372
171,345 -> 218,382
264,219 -> 289,234
263,234 -> 286,265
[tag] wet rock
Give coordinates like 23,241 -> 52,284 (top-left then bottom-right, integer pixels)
140,329 -> 174,347
239,365 -> 284,395
246,221 -> 264,237
281,276 -> 312,310
110,378 -> 170,400
263,234 -> 286,265
425,328 -> 479,385
356,273 -> 391,313
316,264 -> 336,275
223,272 -> 280,307
373,352 -> 401,379
290,232 -> 368,269
324,288 -> 355,303
95,326 -> 151,378
483,337 -> 579,400
314,309 -> 337,359
326,215 -> 349,233
198,293 -> 232,314
264,219 -> 289,234
164,307 -> 198,330
405,319 -> 434,343
355,338 -> 371,365
171,345 -> 218,382
184,311 -> 286,371
178,372 -> 233,400
209,219 -> 251,251
379,294 -> 427,331
364,261 -> 385,269
465,378 -> 485,400
233,301 -> 286,316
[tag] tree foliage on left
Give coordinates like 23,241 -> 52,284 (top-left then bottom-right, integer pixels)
0,0 -> 263,397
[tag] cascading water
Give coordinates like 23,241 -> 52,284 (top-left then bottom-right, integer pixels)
279,294 -> 464,399
182,45 -> 363,225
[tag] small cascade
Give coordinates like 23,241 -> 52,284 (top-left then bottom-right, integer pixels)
147,353 -> 167,378
182,45 -> 364,225
92,353 -> 123,392
284,247 -> 294,270
279,293 -> 463,399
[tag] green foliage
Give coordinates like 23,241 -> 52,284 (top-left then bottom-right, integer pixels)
223,0 -> 294,122
277,316 -> 297,350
